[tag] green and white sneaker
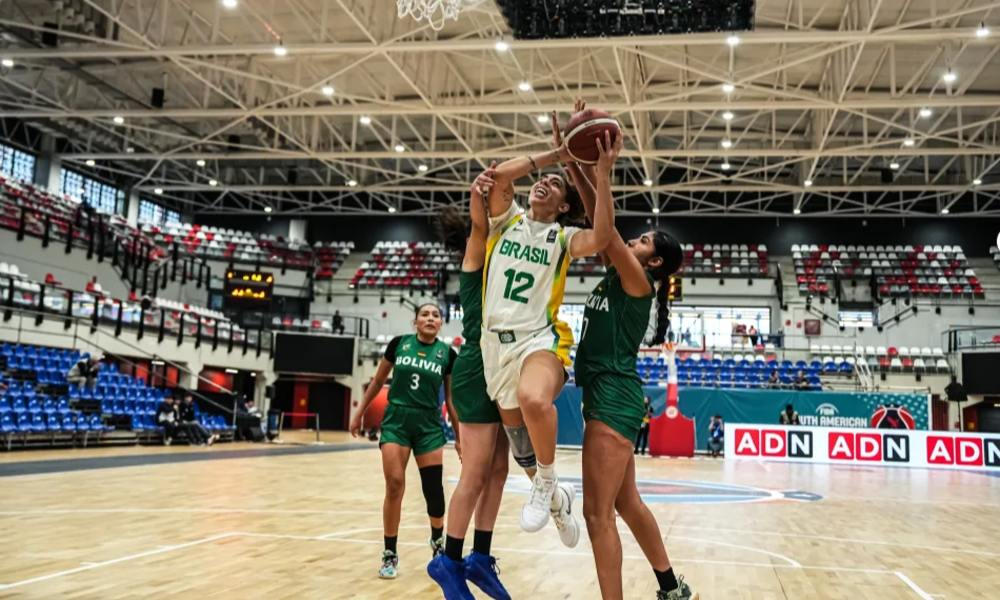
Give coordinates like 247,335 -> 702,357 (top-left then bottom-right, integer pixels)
379,549 -> 398,579
657,576 -> 698,600
429,536 -> 445,558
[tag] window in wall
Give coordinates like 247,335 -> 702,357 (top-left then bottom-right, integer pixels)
140,198 -> 182,226
0,143 -> 35,182
839,310 -> 874,328
692,306 -> 771,350
59,168 -> 123,214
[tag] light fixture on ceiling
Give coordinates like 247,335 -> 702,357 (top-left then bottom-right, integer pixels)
264,206 -> 273,213
1,59 -> 13,68
495,40 -> 509,52
943,69 -> 957,83
518,81 -> 532,92
722,82 -> 735,93
418,165 -> 429,172
209,179 -> 218,186
196,159 -> 206,167
889,161 -> 900,170
721,139 -> 733,149
126,147 -> 135,153
360,115 -> 372,125
643,179 -> 654,187
919,108 -> 932,118
113,116 -> 124,124
722,111 -> 734,121
86,159 -> 96,166
388,206 -> 397,213
652,207 -> 660,214
793,208 -> 801,215
347,179 -> 358,187
274,42 -> 287,57
154,188 -> 163,195
721,162 -> 731,171
977,22 -> 989,38
394,144 -> 405,153
321,85 -> 334,97
804,179 -> 813,187
941,208 -> 950,214
973,178 -> 983,185
726,34 -> 740,46
903,138 -> 915,147
222,0 -> 237,8
537,114 -> 549,123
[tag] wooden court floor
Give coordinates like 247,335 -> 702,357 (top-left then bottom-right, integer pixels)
1,431 -> 999,599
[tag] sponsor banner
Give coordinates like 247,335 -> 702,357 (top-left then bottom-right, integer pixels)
724,424 -> 1000,470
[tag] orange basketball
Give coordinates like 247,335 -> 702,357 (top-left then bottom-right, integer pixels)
564,109 -> 621,164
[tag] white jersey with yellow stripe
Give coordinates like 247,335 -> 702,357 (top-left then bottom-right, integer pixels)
482,200 -> 581,335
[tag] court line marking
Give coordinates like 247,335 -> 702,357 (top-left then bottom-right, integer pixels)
895,572 -> 934,600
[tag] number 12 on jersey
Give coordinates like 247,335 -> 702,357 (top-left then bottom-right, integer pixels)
502,269 -> 535,304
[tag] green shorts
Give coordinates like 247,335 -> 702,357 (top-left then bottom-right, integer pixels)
581,373 -> 645,442
379,403 -> 446,456
450,345 -> 501,424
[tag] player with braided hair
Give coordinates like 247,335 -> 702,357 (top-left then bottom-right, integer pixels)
560,100 -> 695,599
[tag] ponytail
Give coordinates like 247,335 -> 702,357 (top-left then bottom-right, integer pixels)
650,280 -> 671,345
647,230 -> 683,346
435,206 -> 471,254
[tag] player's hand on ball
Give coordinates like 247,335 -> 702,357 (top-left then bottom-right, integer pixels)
595,129 -> 622,172
573,98 -> 586,114
473,161 -> 498,197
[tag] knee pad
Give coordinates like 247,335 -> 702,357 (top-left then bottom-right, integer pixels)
503,424 -> 537,471
418,464 -> 445,518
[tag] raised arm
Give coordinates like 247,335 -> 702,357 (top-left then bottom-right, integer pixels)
488,147 -> 569,218
567,130 -> 617,263
463,163 -> 496,272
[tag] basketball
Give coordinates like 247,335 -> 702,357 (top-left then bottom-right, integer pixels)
563,109 -> 621,164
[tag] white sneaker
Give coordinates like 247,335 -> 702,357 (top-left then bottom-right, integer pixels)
520,474 -> 557,532
550,482 -> 580,548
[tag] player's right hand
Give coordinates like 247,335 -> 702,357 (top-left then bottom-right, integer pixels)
473,161 -> 498,197
349,415 -> 362,437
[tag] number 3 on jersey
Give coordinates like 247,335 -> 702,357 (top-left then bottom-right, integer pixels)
502,269 -> 535,304
410,373 -> 420,389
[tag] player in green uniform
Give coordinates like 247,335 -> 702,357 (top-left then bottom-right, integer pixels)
428,166 -> 531,600
556,101 -> 697,600
350,304 -> 460,580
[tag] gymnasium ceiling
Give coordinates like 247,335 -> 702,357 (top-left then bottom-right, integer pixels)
1,0 -> 1000,217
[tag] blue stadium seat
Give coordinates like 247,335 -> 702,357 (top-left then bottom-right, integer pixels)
839,362 -> 853,374
0,343 -> 13,358
0,396 -> 10,414
89,414 -> 105,431
824,361 -> 838,373
41,398 -> 55,414
56,397 -> 70,414
26,398 -> 41,414
10,396 -> 26,413
46,413 -> 62,431
31,413 -> 46,431
61,413 -> 77,431
0,412 -> 15,433
101,400 -> 114,415
75,413 -> 90,431
112,400 -> 125,416
16,412 -> 32,433
123,400 -> 135,415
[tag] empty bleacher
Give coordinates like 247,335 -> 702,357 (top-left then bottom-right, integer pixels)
314,241 -> 353,280
679,244 -> 770,277
352,241 -> 460,290
142,221 -> 314,269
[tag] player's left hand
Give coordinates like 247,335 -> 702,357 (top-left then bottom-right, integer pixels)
454,440 -> 463,462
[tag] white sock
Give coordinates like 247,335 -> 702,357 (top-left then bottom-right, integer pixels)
536,461 -> 556,481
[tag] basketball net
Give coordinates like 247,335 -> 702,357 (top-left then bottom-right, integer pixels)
397,0 -> 461,30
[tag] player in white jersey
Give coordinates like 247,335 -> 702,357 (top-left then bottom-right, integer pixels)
482,123 -> 618,540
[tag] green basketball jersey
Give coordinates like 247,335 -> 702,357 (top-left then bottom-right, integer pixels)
459,269 -> 483,344
385,334 -> 455,410
575,266 -> 654,385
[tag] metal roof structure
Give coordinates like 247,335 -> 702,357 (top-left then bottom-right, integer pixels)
1,0 -> 999,217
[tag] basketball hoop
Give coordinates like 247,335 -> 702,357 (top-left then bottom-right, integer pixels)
397,0 -> 461,30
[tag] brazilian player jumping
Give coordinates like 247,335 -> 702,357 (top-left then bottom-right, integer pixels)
350,304 -> 460,580
428,164 -> 533,600
557,101 -> 697,600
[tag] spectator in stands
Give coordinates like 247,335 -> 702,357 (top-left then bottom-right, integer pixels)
794,370 -> 809,390
332,310 -> 346,335
633,396 -> 654,455
157,396 -> 180,445
179,392 -> 218,446
748,326 -> 759,347
67,354 -> 102,389
780,403 -> 801,425
707,415 -> 724,458
236,398 -> 263,441
767,369 -> 780,388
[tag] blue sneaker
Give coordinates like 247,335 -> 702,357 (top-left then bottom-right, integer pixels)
427,555 -> 475,600
464,552 -> 511,600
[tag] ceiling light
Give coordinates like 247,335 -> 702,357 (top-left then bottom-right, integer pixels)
274,42 -> 287,57
643,179 -> 653,187
1,59 -> 13,68
113,116 -> 124,124
537,114 -> 549,123
347,179 -> 358,187
495,40 -> 509,52
418,164 -> 429,172
126,147 -> 135,153
919,108 -> 932,118
222,0 -> 237,7
154,188 -> 163,195
394,144 -> 405,153
726,34 -> 740,46
209,179 -> 218,187
264,206 -> 273,213
903,138 -> 915,147
804,179 -> 813,187
85,159 -> 96,166
388,206 -> 397,213
943,70 -> 957,83
196,159 -> 206,167
722,83 -> 735,93
321,85 -> 334,97
721,162 -> 731,171
360,116 -> 372,125
651,207 -> 660,214
793,208 -> 801,215
518,81 -> 532,92
973,178 -> 983,185
722,111 -> 734,121
977,22 -> 989,38
721,139 -> 733,149
941,208 -> 950,214
889,162 -> 900,170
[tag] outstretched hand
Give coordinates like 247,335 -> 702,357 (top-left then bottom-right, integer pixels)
595,128 -> 623,173
472,161 -> 499,198
551,99 -> 588,163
